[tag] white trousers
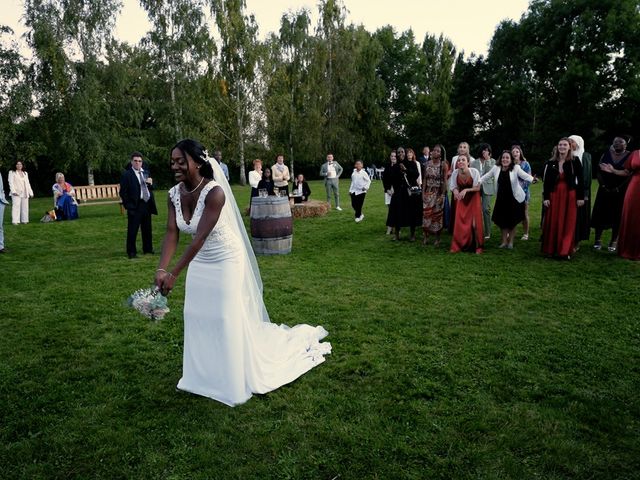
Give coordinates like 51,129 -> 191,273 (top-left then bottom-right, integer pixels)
11,196 -> 29,224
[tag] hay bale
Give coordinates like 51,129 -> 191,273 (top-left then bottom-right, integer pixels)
292,200 -> 330,219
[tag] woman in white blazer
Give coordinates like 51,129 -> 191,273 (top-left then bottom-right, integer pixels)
480,150 -> 534,249
8,161 -> 34,224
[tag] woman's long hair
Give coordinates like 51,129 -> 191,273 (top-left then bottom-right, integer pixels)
512,145 -> 527,163
550,137 -> 572,162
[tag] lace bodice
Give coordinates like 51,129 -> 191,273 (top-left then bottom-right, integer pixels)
169,181 -> 240,259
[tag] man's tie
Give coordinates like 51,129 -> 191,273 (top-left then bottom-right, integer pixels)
139,171 -> 150,202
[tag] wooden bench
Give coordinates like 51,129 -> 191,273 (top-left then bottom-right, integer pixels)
74,184 -> 123,213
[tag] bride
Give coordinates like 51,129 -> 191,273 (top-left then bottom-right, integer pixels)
155,139 -> 331,406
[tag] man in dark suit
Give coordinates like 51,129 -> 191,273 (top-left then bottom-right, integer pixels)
119,152 -> 157,258
418,146 -> 430,168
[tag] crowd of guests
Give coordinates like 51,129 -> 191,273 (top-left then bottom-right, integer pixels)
382,136 -> 640,260
2,136 -> 639,262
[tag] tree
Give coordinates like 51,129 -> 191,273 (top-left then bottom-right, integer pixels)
209,0 -> 259,185
480,0 -> 640,163
24,0 -> 122,183
405,33 -> 458,149
140,0 -> 213,143
374,25 -> 423,146
0,26 -> 32,167
277,8 -> 312,177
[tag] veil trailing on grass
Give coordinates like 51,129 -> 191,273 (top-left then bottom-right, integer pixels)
207,154 -> 271,323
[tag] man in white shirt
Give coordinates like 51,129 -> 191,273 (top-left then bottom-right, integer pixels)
349,160 -> 371,222
319,153 -> 344,210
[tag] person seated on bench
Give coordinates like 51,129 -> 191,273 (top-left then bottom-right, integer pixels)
291,174 -> 311,203
52,172 -> 79,220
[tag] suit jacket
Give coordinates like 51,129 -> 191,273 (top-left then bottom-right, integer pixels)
120,166 -> 158,215
470,157 -> 496,195
480,165 -> 533,203
292,180 -> 311,200
320,161 -> 343,181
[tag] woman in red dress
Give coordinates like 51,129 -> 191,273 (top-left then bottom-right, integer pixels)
541,138 -> 584,259
449,153 -> 483,253
617,150 -> 640,260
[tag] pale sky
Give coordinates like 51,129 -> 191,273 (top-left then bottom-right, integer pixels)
2,0 -> 530,58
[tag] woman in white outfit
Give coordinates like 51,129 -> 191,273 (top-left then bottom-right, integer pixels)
8,161 -> 34,224
480,150 -> 534,249
155,139 -> 331,407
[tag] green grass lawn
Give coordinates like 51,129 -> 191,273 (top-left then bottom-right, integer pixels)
1,180 -> 639,479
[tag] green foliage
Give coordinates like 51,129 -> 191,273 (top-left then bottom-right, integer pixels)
1,183 -> 639,478
3,0 -> 640,186
454,0 -> 640,164
0,26 -> 32,167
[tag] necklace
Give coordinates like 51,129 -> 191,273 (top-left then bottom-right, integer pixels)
182,177 -> 204,194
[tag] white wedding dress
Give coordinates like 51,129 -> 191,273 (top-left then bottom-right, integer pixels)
170,181 -> 331,406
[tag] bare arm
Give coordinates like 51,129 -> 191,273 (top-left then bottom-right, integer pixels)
155,195 -> 180,291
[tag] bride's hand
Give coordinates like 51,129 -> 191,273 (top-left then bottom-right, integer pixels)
155,270 -> 167,289
155,269 -> 176,296
159,273 -> 176,296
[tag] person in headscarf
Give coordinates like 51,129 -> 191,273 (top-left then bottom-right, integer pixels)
568,135 -> 592,243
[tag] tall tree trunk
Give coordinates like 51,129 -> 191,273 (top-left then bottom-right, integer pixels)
289,86 -> 295,178
236,82 -> 246,185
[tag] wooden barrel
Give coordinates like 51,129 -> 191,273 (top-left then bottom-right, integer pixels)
250,196 -> 293,255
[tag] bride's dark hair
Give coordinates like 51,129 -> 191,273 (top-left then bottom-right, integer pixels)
172,139 -> 214,180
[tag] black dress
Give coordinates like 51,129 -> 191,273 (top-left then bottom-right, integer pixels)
575,152 -> 592,241
591,149 -> 631,233
257,179 -> 275,195
492,169 -> 524,230
388,161 -> 422,228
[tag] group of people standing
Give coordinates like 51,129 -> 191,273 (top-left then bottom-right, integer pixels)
247,153 -> 372,222
539,135 -> 640,261
0,162 -> 78,253
382,135 -> 640,260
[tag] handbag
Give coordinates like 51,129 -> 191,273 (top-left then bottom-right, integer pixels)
404,173 -> 421,197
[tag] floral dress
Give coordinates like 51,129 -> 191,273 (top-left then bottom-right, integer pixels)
422,161 -> 448,233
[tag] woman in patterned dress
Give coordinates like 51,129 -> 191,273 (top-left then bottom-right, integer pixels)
421,144 -> 449,246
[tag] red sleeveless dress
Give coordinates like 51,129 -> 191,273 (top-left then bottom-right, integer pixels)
450,175 -> 484,253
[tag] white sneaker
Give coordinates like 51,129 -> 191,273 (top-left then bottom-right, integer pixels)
359,214 -> 364,222
336,206 -> 343,211
355,216 -> 361,223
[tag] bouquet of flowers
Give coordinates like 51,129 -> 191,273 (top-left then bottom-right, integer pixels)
127,287 -> 170,320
